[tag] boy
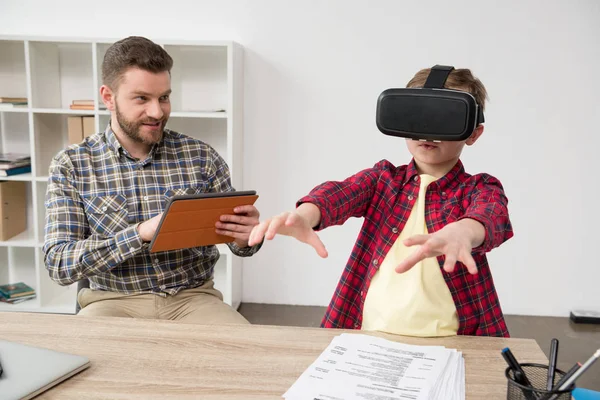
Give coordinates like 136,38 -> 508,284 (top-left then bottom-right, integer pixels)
249,67 -> 513,337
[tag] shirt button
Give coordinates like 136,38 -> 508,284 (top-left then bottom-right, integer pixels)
408,195 -> 414,201
441,191 -> 447,197
143,196 -> 149,201
154,258 -> 159,264
360,291 -> 365,297
373,259 -> 378,266
102,206 -> 108,211
413,176 -> 418,182
160,285 -> 166,290
392,227 -> 398,234
354,323 -> 360,328
129,247 -> 137,253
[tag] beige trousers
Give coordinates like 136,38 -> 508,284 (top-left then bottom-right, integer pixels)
77,279 -> 249,325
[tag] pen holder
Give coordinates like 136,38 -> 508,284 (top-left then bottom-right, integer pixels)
506,363 -> 574,400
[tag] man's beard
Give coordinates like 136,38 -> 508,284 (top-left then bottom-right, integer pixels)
115,101 -> 166,146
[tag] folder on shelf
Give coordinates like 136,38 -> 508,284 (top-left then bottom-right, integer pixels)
0,181 -> 27,241
68,116 -> 96,145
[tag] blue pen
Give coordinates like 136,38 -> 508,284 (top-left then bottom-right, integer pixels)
502,347 -> 538,400
502,347 -> 533,387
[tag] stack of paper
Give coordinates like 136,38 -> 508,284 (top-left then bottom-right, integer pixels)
284,333 -> 464,400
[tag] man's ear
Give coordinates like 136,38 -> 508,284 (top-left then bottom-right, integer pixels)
466,125 -> 484,146
99,85 -> 116,111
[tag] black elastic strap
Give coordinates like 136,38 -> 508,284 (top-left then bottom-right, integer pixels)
424,65 -> 454,88
477,106 -> 485,124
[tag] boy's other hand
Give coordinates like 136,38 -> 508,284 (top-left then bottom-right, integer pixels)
248,211 -> 328,258
394,219 -> 485,275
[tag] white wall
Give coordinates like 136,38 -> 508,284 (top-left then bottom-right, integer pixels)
2,0 -> 599,316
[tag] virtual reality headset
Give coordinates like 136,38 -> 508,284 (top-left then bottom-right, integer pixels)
376,65 -> 485,141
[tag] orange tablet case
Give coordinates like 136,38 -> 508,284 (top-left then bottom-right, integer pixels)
149,191 -> 258,253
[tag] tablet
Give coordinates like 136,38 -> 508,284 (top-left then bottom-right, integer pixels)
149,190 -> 259,253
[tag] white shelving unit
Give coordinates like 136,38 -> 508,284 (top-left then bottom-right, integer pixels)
0,36 -> 245,314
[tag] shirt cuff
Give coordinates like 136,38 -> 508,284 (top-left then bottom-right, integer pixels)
228,239 -> 263,257
296,196 -> 330,231
458,214 -> 493,253
115,223 -> 145,259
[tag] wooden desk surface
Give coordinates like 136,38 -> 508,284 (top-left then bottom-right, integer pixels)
0,312 -> 547,399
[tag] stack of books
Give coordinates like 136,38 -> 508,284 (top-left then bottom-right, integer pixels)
69,99 -> 94,110
0,282 -> 36,305
0,153 -> 31,177
0,96 -> 28,109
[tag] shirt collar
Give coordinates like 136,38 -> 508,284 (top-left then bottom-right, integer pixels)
403,158 -> 465,190
104,123 -> 164,160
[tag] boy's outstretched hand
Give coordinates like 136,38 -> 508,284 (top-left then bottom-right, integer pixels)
248,204 -> 328,258
395,219 -> 485,275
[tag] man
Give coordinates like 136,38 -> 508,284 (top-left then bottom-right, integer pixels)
44,36 -> 260,324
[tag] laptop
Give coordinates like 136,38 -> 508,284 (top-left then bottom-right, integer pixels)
0,340 -> 90,400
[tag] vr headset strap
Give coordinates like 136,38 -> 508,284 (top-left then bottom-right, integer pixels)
425,64 -> 485,125
424,65 -> 454,89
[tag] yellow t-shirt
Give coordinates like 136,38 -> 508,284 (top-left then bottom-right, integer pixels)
361,174 -> 459,337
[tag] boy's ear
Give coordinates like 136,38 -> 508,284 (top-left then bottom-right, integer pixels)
99,85 -> 116,111
466,125 -> 484,146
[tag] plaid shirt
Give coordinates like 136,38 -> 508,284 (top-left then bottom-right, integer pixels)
298,159 -> 513,337
44,126 -> 260,295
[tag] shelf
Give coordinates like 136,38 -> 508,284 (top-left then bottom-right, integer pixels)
0,173 -> 34,182
0,107 -> 29,113
0,230 -> 38,247
31,108 -> 95,115
0,36 -> 243,311
170,111 -> 227,119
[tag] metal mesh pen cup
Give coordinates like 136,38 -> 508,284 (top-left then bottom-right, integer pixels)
506,363 -> 574,400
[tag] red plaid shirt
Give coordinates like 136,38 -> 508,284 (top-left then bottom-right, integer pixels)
298,159 -> 513,337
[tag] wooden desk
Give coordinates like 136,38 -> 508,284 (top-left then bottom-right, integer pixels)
0,312 -> 547,399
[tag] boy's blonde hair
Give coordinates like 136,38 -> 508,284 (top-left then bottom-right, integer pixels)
407,68 -> 488,111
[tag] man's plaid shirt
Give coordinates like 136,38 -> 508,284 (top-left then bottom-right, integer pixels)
43,126 -> 260,295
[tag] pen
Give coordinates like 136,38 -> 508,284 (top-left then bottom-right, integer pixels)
502,347 -> 533,387
556,349 -> 599,391
546,349 -> 600,400
547,338 -> 559,390
539,362 -> 581,400
502,347 -> 537,400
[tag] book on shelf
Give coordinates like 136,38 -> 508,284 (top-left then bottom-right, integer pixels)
0,153 -> 30,164
0,165 -> 31,177
70,99 -> 95,110
0,294 -> 36,304
0,160 -> 30,170
0,102 -> 27,109
0,96 -> 28,109
0,153 -> 31,176
0,97 -> 27,103
72,99 -> 94,106
69,104 -> 94,110
0,282 -> 36,300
